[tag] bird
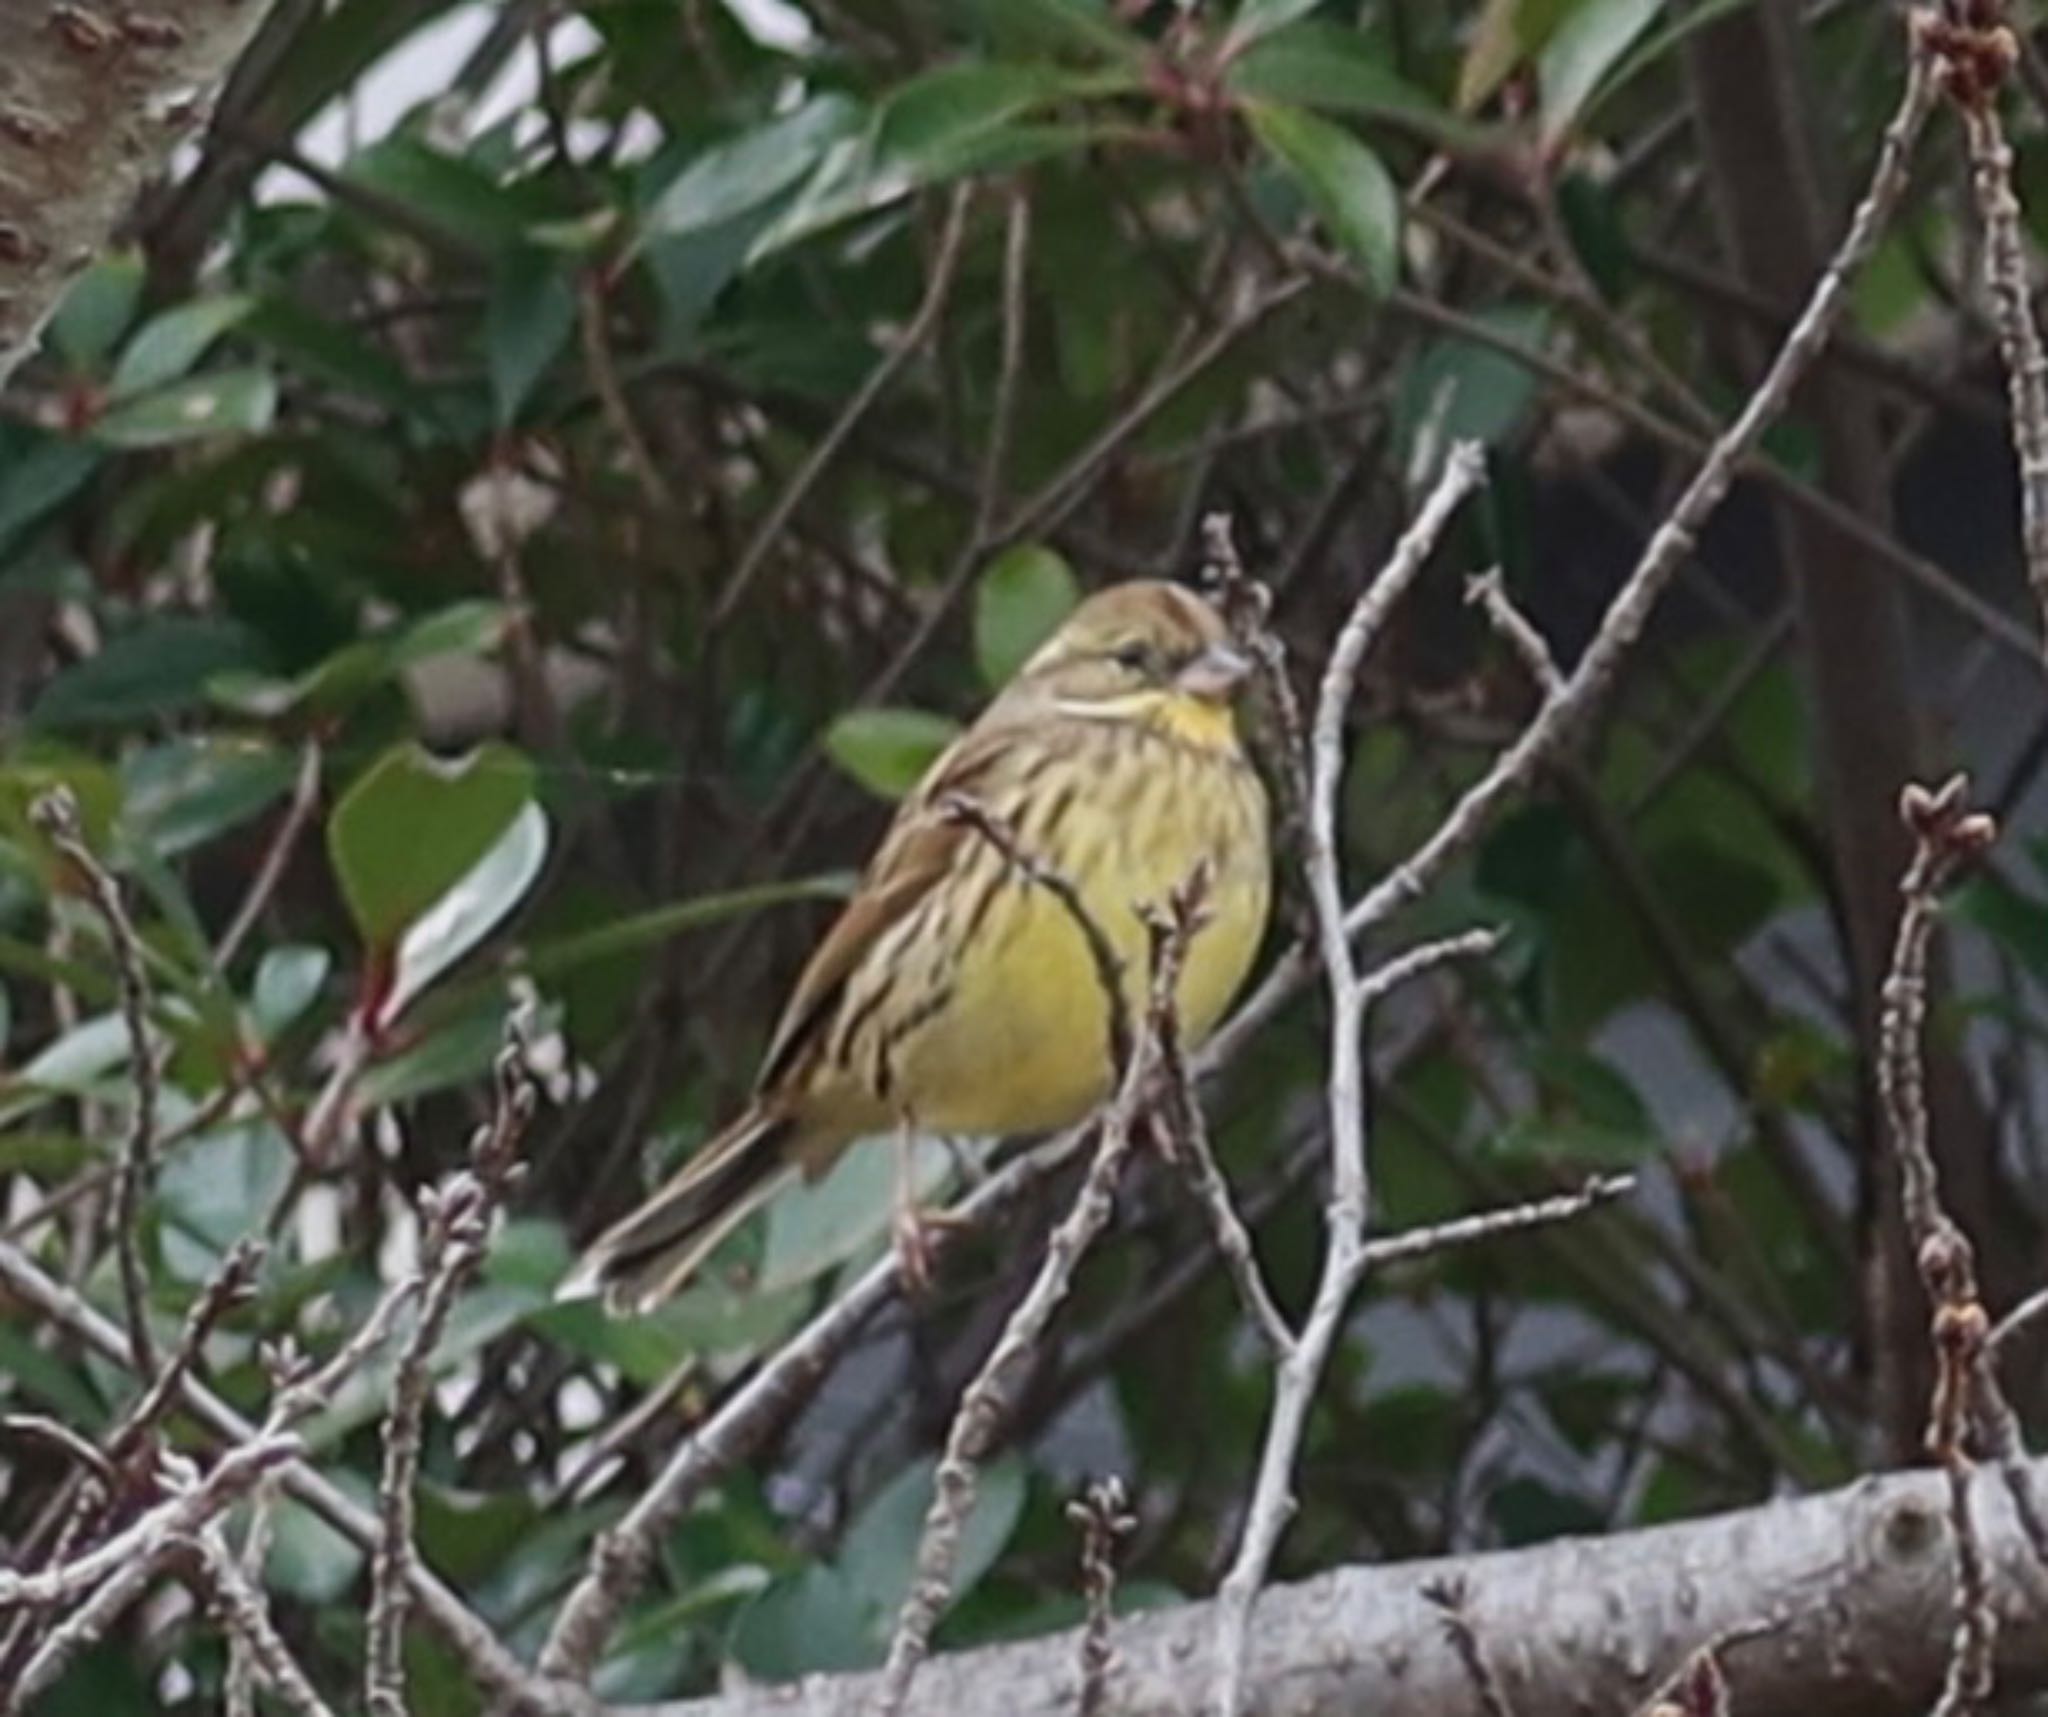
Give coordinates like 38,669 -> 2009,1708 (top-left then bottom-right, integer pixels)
564,580 -> 1272,1312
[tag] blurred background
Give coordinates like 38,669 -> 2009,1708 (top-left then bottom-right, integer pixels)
4,0 -> 2048,1706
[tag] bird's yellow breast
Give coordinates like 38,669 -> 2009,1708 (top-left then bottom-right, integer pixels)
885,726 -> 1269,1139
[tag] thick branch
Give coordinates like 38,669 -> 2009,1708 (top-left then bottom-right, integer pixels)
625,1458 -> 2048,1717
0,2 -> 282,384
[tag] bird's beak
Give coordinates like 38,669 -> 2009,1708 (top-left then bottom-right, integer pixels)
1175,640 -> 1255,702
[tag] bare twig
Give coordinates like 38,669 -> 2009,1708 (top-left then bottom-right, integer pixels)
1067,1477 -> 1138,1717
0,1239 -> 549,1710
1,1434 -> 299,1709
535,1144 -> 1082,1685
1202,513 -> 1311,870
1150,1043 -> 1294,1357
30,786 -> 159,1377
1208,447 -> 1491,1716
222,1482 -> 281,1717
1364,1174 -> 1636,1271
872,879 -> 1210,1715
196,1525 -> 339,1717
1201,38 -> 1944,1077
713,185 -> 974,624
1942,17 -> 2048,649
113,1237 -> 265,1455
215,740 -> 323,971
1990,1283 -> 2048,1360
366,1036 -> 534,1717
1877,775 -> 2003,1714
1421,1576 -> 1517,1717
1466,568 -> 1564,698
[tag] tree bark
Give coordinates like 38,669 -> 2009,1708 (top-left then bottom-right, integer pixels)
0,0 -> 280,386
621,1459 -> 2048,1717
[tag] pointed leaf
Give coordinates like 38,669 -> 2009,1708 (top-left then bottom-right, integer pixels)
385,800 -> 550,1020
1248,103 -> 1401,293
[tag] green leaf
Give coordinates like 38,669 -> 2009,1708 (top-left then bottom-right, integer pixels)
1538,0 -> 1663,142
0,430 -> 100,549
823,708 -> 959,801
267,1495 -> 365,1604
641,95 -> 861,244
1247,103 -> 1401,293
487,251 -> 577,426
30,617 -> 268,730
1395,303 -> 1552,476
732,1456 -> 1027,1677
117,737 -> 293,860
156,1120 -> 294,1279
385,799 -> 550,1020
841,1455 -> 1026,1628
346,136 -> 551,252
209,600 -> 511,719
47,252 -> 144,370
1227,0 -> 1323,49
760,1136 -> 954,1291
252,946 -> 332,1038
518,876 -> 851,982
92,369 -> 277,449
968,0 -> 1148,64
327,743 -> 536,948
110,296 -> 256,399
1228,24 -> 1469,140
974,545 -> 1079,687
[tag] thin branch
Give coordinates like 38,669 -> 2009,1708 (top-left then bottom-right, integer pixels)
1067,1477 -> 1137,1717
366,1037 -> 534,1717
214,740 -> 323,971
196,1525 -> 339,1717
1465,569 -> 1564,698
30,786 -> 159,1376
112,1238 -> 265,1456
1362,1174 -> 1636,1271
713,185 -> 974,625
872,878 -> 1209,1716
0,1433 -> 298,1709
222,1482 -> 281,1717
1877,775 -> 2004,1714
535,1143 -> 1081,1684
1949,30 -> 2048,649
0,1238 -> 553,1711
1203,32 -> 1943,1075
1209,447 -> 1492,1717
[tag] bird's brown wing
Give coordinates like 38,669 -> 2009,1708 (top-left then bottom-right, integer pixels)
752,719 -> 1021,1097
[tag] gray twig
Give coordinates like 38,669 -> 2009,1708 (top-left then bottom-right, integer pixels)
871,878 -> 1210,1716
196,1524 -> 339,1717
1948,21 -> 2048,651
365,1033 -> 535,1717
1208,445 -> 1491,1716
1068,1477 -> 1138,1717
1877,775 -> 2003,1715
30,786 -> 160,1377
1200,34 -> 1944,1076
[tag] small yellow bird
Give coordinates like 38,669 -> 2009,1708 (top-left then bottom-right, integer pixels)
569,581 -> 1272,1310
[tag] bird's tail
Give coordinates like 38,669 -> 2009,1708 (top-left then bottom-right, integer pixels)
558,1107 -> 795,1314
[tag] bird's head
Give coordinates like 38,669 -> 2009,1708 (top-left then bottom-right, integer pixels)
1002,581 -> 1255,751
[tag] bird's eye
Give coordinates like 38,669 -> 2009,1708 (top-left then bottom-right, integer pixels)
1111,641 -> 1152,673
